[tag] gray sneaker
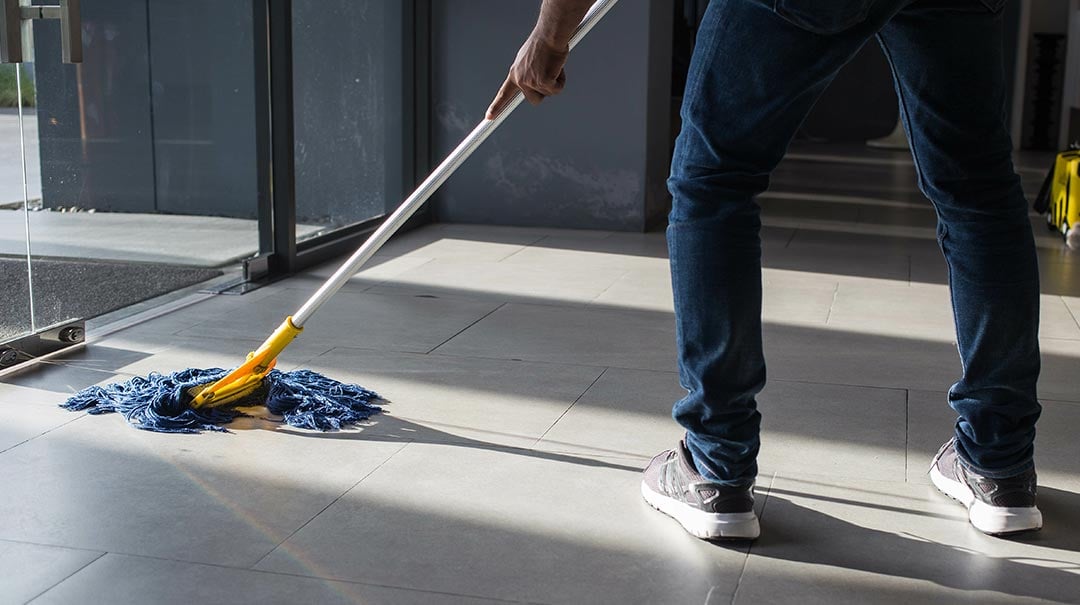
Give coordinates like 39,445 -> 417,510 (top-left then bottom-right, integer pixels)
640,440 -> 760,540
929,437 -> 1042,535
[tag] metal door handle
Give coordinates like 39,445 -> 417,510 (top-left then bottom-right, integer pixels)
1,0 -> 82,64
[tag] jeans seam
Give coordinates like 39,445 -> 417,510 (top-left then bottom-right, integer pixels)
875,34 -> 928,195
680,4 -> 724,119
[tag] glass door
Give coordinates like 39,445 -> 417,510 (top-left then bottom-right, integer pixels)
0,61 -> 35,350
2,0 -> 271,368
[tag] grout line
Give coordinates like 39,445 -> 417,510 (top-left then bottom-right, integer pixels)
493,234 -> 549,263
783,229 -> 798,249
584,270 -> 632,307
25,550 -> 108,604
0,413 -> 88,456
532,367 -> 609,448
250,440 -> 412,570
424,302 -> 508,355
729,472 -> 775,605
823,283 -> 840,325
904,389 -> 910,483
1062,295 -> 1080,333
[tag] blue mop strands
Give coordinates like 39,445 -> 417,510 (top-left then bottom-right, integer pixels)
61,368 -> 382,434
264,369 -> 382,431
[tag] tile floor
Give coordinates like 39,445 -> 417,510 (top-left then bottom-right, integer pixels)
3,149 -> 1080,604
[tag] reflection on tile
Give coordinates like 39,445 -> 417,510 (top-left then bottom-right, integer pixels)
0,539 -> 102,604
737,475 -> 1080,604
33,553 -> 505,605
257,443 -> 768,604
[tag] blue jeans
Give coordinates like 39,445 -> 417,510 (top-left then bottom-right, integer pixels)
668,0 -> 1041,484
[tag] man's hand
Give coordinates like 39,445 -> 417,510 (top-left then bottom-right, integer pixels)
486,36 -> 570,120
485,0 -> 595,120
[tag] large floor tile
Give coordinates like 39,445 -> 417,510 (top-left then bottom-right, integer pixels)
0,363 -> 127,396
0,413 -> 407,567
432,303 -> 678,372
786,228 -> 942,259
367,256 -> 627,305
762,322 -> 962,393
31,553 -> 510,605
498,232 -> 669,273
0,384 -> 83,453
825,282 -> 955,341
299,346 -> 604,449
0,540 -> 103,604
301,252 -> 436,284
369,223 -> 546,262
537,369 -> 906,480
589,265 -> 673,312
736,475 -> 1080,604
534,367 -> 684,461
906,389 -> 1080,491
174,288 -> 501,355
256,442 -> 765,605
765,313 -> 1079,403
764,245 -> 911,285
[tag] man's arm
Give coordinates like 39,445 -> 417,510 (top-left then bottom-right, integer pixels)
485,0 -> 595,120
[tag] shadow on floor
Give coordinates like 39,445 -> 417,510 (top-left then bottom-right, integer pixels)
751,488 -> 1080,603
232,412 -> 644,474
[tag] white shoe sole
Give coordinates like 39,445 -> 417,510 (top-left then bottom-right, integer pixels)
640,481 -> 760,540
929,465 -> 1042,535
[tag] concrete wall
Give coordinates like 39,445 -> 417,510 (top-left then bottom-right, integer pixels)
429,0 -> 672,231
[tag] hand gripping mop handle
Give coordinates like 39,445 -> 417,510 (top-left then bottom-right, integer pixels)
289,0 -> 620,328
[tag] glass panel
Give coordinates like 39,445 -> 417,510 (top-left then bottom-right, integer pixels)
16,0 -> 262,333
0,63 -> 36,343
293,0 -> 405,242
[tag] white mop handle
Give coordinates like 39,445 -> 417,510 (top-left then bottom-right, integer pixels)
291,0 -> 621,328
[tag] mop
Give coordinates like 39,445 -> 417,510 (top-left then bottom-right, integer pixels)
61,0 -> 621,433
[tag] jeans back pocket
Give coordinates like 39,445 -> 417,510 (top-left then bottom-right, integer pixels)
774,0 -> 876,34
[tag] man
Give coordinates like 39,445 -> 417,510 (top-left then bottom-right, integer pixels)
488,0 -> 1042,540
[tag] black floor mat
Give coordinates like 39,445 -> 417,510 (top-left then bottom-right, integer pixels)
1,256 -> 222,341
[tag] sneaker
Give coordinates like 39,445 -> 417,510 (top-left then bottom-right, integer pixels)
640,440 -> 760,540
929,437 -> 1042,535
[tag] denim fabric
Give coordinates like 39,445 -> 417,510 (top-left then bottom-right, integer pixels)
668,0 -> 1041,484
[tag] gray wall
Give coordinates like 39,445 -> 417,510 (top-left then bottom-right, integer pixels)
430,0 -> 672,231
